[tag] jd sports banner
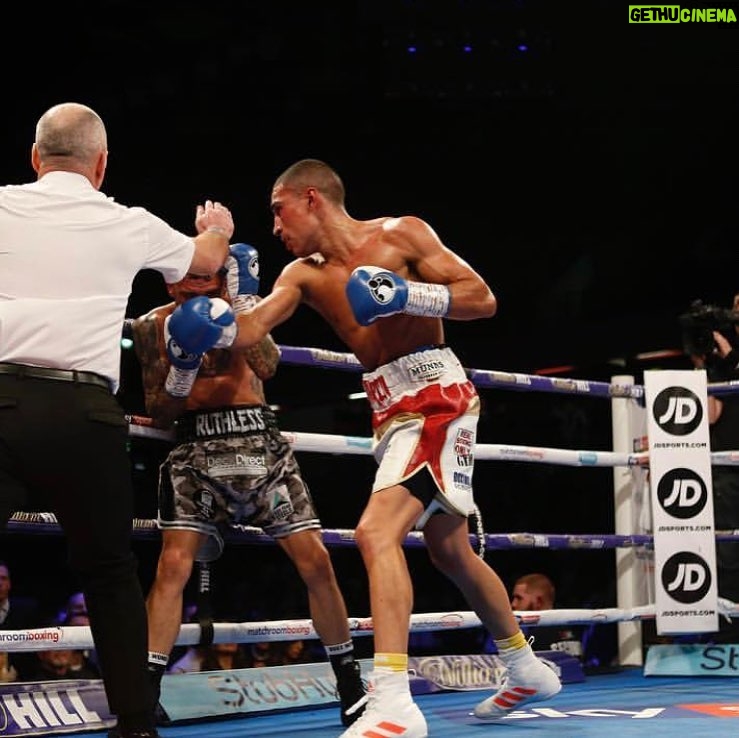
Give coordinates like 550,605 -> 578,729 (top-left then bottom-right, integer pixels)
644,369 -> 718,635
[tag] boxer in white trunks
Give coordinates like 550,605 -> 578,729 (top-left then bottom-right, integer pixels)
183,159 -> 562,738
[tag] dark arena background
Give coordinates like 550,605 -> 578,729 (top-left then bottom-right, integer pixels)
1,2 -> 738,731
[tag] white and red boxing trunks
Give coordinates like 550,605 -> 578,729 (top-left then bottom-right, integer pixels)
361,345 -> 479,527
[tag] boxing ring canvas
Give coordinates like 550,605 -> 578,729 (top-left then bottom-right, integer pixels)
55,669 -> 739,738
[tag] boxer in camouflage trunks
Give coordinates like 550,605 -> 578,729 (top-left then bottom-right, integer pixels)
159,404 -> 320,560
131,263 -> 365,728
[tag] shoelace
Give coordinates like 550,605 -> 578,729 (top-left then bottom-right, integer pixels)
344,693 -> 370,717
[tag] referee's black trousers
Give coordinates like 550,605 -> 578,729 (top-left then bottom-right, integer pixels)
0,373 -> 156,720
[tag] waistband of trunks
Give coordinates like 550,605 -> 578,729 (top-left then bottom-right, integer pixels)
361,345 -> 469,410
175,405 -> 278,442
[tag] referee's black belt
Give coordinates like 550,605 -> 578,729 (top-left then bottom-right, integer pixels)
0,363 -> 111,392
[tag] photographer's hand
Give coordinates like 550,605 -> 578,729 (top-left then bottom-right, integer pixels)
712,330 -> 739,376
713,331 -> 732,358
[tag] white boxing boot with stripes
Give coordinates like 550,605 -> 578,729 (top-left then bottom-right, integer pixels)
473,632 -> 562,720
340,663 -> 427,738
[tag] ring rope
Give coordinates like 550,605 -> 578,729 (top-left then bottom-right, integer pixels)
8,511 -> 739,548
278,345 -> 640,398
3,601 -> 738,654
276,344 -> 739,398
125,416 -> 739,468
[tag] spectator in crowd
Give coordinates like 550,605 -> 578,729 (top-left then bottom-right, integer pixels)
279,639 -> 312,666
0,560 -> 43,680
508,572 -> 619,670
58,590 -> 89,622
511,572 -> 556,612
27,616 -> 100,681
246,641 -> 282,669
28,646 -> 101,681
168,641 -> 252,674
63,612 -> 102,678
0,652 -> 16,683
486,573 -> 583,659
56,592 -> 101,677
29,648 -> 80,681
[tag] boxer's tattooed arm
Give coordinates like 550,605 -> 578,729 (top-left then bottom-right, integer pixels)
132,312 -> 187,428
243,333 -> 280,381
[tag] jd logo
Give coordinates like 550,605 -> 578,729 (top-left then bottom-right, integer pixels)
657,468 -> 707,519
653,387 -> 703,436
662,552 -> 711,603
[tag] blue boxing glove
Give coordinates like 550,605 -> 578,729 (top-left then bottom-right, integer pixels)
166,296 -> 236,354
163,296 -> 236,397
346,266 -> 451,326
225,242 -> 260,313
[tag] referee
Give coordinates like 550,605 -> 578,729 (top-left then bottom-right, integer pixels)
0,102 -> 233,738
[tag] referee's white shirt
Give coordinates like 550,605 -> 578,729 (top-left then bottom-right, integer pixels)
0,171 -> 195,393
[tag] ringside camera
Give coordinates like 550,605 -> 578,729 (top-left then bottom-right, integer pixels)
679,299 -> 739,356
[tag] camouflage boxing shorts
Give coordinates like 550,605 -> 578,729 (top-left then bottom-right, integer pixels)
159,404 -> 320,561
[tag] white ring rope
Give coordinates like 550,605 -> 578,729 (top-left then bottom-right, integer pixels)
3,600 -> 738,653
126,416 -> 739,467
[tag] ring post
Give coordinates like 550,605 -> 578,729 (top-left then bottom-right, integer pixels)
611,374 -> 643,666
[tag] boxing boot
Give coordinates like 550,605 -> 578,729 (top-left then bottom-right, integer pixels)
339,669 -> 427,738
473,643 -> 562,719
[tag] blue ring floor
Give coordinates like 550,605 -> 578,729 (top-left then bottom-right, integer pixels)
64,667 -> 739,737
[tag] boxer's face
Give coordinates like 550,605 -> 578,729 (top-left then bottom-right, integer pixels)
270,183 -> 320,257
168,272 -> 226,304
